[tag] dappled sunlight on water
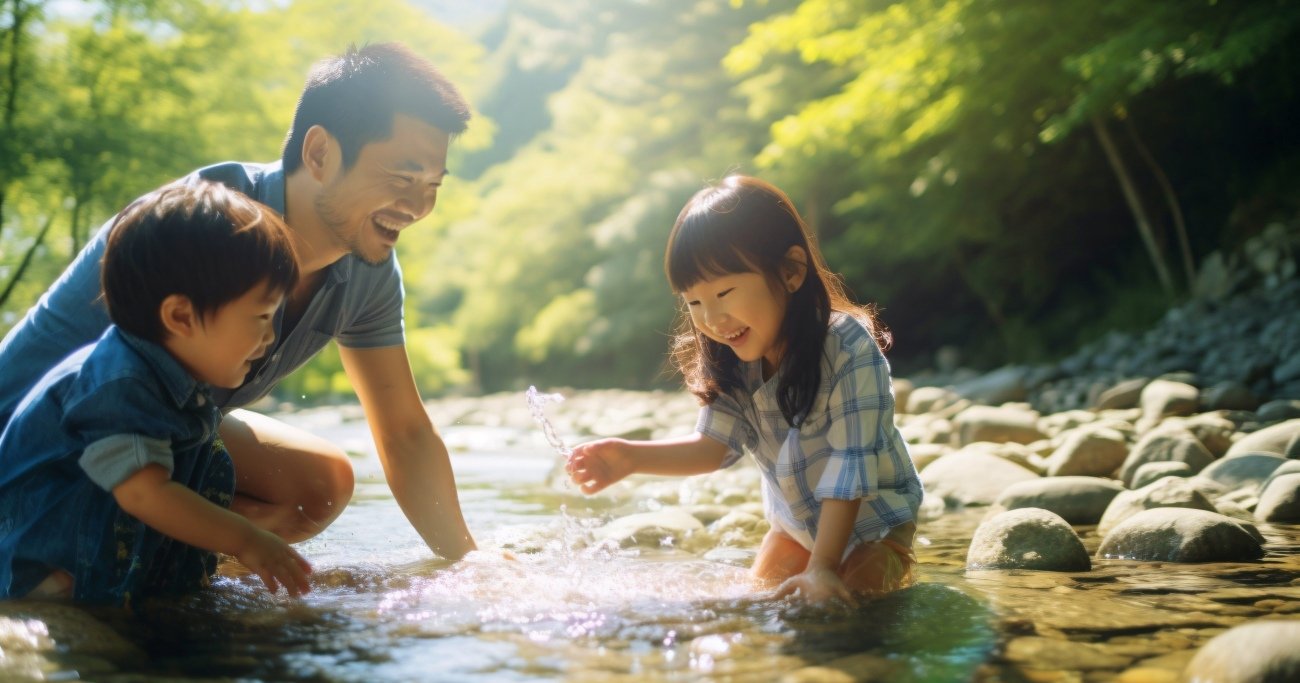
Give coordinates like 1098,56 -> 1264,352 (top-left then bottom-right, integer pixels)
3,415 -> 1299,681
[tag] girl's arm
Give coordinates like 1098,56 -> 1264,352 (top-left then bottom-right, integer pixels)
567,432 -> 730,494
775,497 -> 862,604
113,464 -> 312,596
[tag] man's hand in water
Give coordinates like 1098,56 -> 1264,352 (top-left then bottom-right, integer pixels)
566,438 -> 635,494
773,567 -> 858,606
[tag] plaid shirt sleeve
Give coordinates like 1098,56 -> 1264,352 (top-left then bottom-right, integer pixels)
814,338 -> 894,501
695,393 -> 755,468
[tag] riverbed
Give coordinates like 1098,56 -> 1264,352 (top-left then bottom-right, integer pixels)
1,391 -> 1298,682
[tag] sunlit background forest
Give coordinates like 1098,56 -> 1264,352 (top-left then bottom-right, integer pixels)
2,0 -> 1298,402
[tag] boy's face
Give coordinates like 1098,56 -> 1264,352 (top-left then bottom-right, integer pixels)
186,281 -> 283,388
315,114 -> 450,265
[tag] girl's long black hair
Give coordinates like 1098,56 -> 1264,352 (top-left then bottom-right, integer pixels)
665,176 -> 889,425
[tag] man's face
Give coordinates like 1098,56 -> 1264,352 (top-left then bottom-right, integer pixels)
315,114 -> 450,265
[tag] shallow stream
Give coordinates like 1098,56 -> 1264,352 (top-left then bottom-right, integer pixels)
1,404 -> 1298,682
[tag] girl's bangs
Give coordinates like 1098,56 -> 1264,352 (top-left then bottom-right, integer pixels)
666,211 -> 756,292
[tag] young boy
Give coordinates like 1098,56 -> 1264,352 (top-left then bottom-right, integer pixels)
0,181 -> 311,605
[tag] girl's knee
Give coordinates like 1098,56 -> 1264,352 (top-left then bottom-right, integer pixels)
840,539 -> 915,594
750,529 -> 809,583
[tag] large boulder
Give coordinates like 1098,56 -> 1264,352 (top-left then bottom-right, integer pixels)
1193,452 -> 1288,493
1117,426 -> 1215,487
1256,473 -> 1300,523
1097,476 -> 1218,537
1138,380 -> 1200,429
1225,419 -> 1300,458
1097,508 -> 1264,563
1131,461 -> 1194,489
966,508 -> 1090,571
952,405 -> 1046,447
1044,426 -> 1129,478
950,365 -> 1031,406
920,449 -> 1041,508
1181,620 -> 1300,683
993,477 -> 1125,525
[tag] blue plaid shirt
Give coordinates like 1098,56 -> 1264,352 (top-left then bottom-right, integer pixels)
697,314 -> 922,549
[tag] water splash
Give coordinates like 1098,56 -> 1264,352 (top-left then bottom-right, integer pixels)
525,386 -> 573,460
525,386 -> 586,559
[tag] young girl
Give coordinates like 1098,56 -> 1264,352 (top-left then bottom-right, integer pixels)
567,175 -> 922,603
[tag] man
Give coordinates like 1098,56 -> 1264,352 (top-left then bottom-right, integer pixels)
0,43 -> 476,561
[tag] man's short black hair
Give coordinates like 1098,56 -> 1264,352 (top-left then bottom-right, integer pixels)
281,42 -> 471,174
102,180 -> 299,343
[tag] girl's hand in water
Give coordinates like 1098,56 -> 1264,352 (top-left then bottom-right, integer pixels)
235,527 -> 314,597
773,567 -> 857,606
566,438 -> 634,494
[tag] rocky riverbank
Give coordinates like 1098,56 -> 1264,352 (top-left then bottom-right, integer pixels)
400,224 -> 1300,681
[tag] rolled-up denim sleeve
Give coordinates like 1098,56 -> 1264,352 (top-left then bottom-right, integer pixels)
79,434 -> 174,491
61,377 -> 179,492
815,343 -> 893,501
695,393 -> 756,468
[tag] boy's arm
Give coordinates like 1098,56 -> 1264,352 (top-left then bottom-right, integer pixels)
338,344 -> 476,561
113,464 -> 311,595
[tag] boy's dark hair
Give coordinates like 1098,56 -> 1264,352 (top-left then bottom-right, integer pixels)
281,42 -> 471,174
102,180 -> 299,343
665,176 -> 889,426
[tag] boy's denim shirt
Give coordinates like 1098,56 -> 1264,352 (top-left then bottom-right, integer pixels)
0,326 -> 219,597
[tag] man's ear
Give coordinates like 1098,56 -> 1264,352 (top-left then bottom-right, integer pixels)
301,125 -> 339,183
159,294 -> 199,338
783,245 -> 809,293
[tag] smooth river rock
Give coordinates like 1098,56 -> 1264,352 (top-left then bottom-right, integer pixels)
1181,619 -> 1300,683
966,508 -> 1090,571
919,449 -> 1041,507
993,476 -> 1125,525
1096,508 -> 1264,563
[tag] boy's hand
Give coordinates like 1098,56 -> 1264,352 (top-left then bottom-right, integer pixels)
773,567 -> 857,606
565,438 -> 634,494
235,527 -> 313,597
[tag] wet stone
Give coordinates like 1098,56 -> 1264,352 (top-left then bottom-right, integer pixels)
967,508 -> 1090,571
1097,508 -> 1264,563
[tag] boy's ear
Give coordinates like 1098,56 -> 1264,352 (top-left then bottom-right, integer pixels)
783,245 -> 809,293
159,294 -> 199,338
302,125 -> 339,183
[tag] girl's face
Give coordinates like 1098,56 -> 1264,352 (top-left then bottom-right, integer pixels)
681,271 -> 790,376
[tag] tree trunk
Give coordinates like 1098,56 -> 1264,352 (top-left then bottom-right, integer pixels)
1091,114 -> 1176,299
69,195 -> 82,258
0,213 -> 54,309
1124,117 -> 1196,290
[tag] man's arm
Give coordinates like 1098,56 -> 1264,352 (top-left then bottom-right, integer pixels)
339,343 -> 476,560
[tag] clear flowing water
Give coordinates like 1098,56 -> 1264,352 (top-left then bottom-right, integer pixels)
2,404 -> 1298,682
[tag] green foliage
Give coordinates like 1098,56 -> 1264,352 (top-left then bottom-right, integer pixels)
5,0 -> 1299,400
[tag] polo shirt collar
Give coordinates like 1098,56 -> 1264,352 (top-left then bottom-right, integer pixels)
114,327 -> 209,410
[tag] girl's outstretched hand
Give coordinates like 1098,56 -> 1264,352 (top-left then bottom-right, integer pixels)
566,438 -> 634,494
773,567 -> 858,606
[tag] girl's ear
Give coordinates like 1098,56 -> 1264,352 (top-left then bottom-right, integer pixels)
782,245 -> 809,293
302,125 -> 339,183
159,294 -> 199,338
